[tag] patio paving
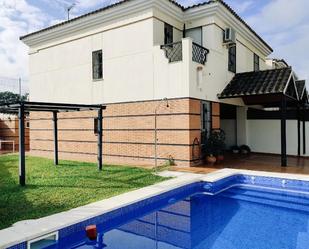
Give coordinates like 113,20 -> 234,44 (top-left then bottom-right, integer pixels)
171,153 -> 309,175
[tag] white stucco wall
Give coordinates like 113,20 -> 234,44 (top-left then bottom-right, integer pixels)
30,17 -> 156,104
222,117 -> 308,156
27,4 -> 273,105
247,120 -> 308,156
221,119 -> 237,148
185,21 -> 269,106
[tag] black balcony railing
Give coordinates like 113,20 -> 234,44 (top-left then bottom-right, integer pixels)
161,41 -> 209,65
192,42 -> 209,65
161,42 -> 182,63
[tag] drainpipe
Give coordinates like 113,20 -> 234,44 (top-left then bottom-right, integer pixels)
154,98 -> 169,172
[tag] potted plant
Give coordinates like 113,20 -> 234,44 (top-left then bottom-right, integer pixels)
240,145 -> 251,155
206,154 -> 217,165
205,129 -> 226,165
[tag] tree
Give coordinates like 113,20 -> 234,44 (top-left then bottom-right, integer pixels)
0,91 -> 28,104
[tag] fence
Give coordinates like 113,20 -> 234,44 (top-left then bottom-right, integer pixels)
0,76 -> 29,95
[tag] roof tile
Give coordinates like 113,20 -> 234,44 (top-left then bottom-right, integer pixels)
218,67 -> 293,99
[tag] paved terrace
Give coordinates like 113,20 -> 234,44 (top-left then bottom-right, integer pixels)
171,153 -> 309,175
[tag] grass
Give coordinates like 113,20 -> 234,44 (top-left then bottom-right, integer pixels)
0,155 -> 166,230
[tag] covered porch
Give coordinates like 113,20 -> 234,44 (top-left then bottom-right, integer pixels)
217,67 -> 308,167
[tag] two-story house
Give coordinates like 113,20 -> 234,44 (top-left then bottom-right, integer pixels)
20,0 -> 307,167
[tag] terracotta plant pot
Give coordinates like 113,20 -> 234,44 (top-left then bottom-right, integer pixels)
206,156 -> 217,165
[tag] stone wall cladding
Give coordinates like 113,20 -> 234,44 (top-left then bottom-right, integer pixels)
30,98 -> 202,167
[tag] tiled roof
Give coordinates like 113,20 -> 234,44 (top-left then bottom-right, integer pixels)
296,80 -> 306,98
296,80 -> 308,103
218,67 -> 293,99
19,0 -> 273,52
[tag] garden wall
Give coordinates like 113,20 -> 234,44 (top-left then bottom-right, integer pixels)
0,114 -> 30,152
29,98 -> 204,167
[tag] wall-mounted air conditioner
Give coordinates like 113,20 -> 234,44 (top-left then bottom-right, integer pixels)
223,27 -> 236,44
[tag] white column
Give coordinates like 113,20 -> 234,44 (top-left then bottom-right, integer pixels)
236,106 -> 248,145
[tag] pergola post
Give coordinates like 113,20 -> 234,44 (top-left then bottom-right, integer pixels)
281,96 -> 287,167
97,107 -> 103,170
303,104 -> 306,155
53,111 -> 59,165
18,103 -> 26,186
297,105 -> 301,156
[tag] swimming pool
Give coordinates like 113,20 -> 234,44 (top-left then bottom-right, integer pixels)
5,172 -> 309,249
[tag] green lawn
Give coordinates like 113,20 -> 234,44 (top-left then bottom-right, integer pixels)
0,155 -> 166,230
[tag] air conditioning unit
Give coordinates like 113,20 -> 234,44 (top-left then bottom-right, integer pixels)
223,27 -> 236,44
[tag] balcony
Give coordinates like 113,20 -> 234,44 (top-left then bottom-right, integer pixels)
160,40 -> 209,65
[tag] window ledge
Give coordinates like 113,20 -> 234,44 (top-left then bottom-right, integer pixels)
92,78 -> 104,82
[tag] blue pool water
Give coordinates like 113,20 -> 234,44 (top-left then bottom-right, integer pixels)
49,184 -> 309,249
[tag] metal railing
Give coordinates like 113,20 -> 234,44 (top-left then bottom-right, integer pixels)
192,42 -> 209,65
160,42 -> 182,63
161,41 -> 209,65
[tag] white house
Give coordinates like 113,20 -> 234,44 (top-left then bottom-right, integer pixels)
20,0 -> 307,167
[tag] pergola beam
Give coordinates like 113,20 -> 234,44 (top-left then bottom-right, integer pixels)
0,101 -> 106,186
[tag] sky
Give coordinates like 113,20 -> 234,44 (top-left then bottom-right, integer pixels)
0,0 -> 308,83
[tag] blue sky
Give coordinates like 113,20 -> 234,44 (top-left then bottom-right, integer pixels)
0,0 -> 308,82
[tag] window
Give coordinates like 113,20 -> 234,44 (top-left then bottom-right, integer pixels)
94,118 -> 98,135
92,50 -> 103,80
228,45 -> 236,73
185,27 -> 202,45
254,53 -> 260,71
201,101 -> 212,142
164,23 -> 173,45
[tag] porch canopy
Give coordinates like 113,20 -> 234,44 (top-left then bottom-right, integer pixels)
218,67 -> 308,167
0,101 -> 106,186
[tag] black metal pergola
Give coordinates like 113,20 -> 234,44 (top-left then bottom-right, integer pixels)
0,101 -> 106,186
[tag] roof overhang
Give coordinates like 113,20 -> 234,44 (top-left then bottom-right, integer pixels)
218,68 -> 307,107
20,0 -> 272,56
20,0 -> 183,47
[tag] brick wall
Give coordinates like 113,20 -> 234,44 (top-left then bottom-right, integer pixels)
0,115 -> 30,151
29,98 -> 203,167
212,102 -> 221,129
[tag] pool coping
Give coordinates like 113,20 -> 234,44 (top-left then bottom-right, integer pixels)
2,168 -> 309,248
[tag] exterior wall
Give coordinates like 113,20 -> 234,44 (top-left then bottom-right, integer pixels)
30,17 -> 155,104
24,2 -> 276,166
247,120 -> 308,157
220,109 -> 309,157
0,115 -> 30,151
187,21 -> 269,106
211,102 -> 220,129
28,7 -> 272,107
29,98 -> 202,167
236,106 -> 248,145
221,119 -> 236,148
